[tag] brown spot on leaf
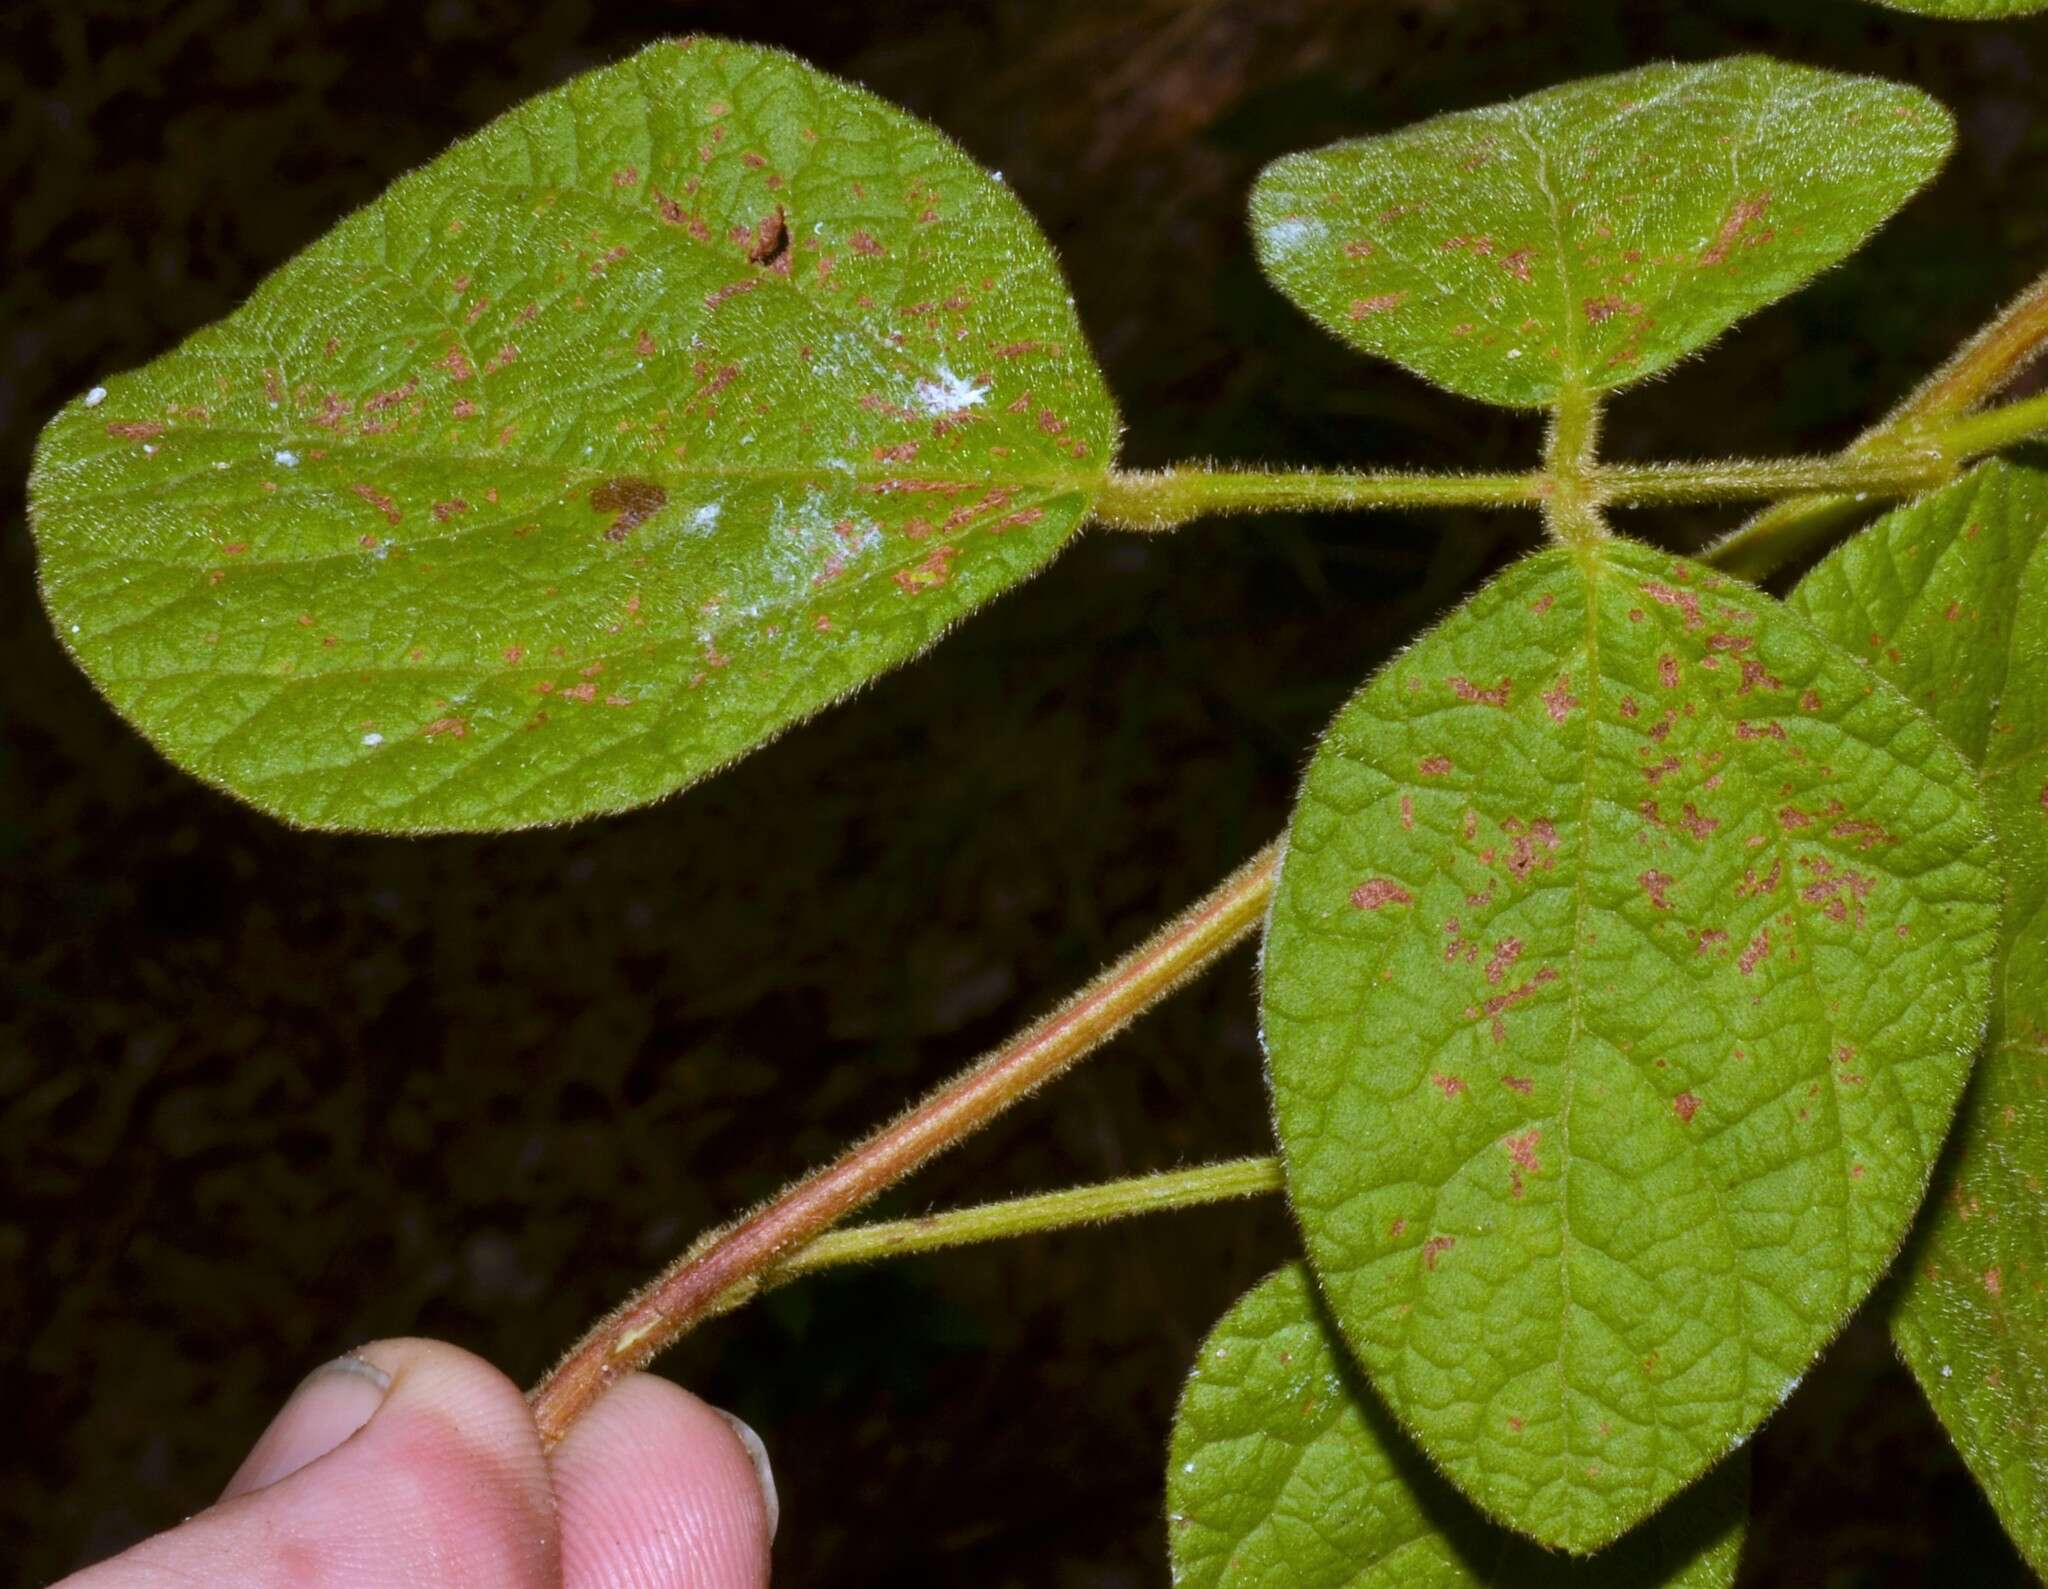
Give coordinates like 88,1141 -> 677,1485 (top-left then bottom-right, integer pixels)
1676,803 -> 1718,840
1698,193 -> 1771,267
1542,676 -> 1579,722
1738,930 -> 1772,975
1348,292 -> 1407,318
105,420 -> 164,441
1672,1091 -> 1701,1124
349,483 -> 401,525
1639,870 -> 1675,910
1432,1073 -> 1468,1098
1417,755 -> 1453,777
1351,879 -> 1413,910
746,205 -> 789,266
893,545 -> 959,594
1422,1236 -> 1456,1271
1484,937 -> 1524,985
1466,967 -> 1560,1044
1501,1074 -> 1534,1094
1642,579 -> 1702,629
590,477 -> 668,541
422,717 -> 468,740
1450,675 -> 1512,708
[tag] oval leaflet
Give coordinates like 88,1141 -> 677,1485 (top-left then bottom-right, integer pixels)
29,38 -> 1116,832
1261,539 -> 1999,1550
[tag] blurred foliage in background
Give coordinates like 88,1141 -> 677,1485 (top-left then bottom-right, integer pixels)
4,2 -> 2046,1584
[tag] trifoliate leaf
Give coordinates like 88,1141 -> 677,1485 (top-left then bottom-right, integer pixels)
1168,1265 -> 1745,1588
28,37 -> 1115,832
1249,59 -> 1952,408
1261,538 -> 1999,1551
1790,460 -> 2048,1575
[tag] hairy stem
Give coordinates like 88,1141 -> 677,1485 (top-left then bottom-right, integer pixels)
1886,265 -> 2048,428
528,842 -> 1280,1449
755,1158 -> 1284,1289
1092,466 -> 1542,529
1541,382 -> 1609,548
1709,271 -> 2048,580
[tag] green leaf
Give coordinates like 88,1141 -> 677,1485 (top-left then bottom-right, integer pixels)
1261,538 -> 1999,1551
27,37 -> 1115,833
1789,460 -> 2048,1575
1248,59 -> 1952,408
1861,0 -> 2048,15
1168,1266 -> 1746,1588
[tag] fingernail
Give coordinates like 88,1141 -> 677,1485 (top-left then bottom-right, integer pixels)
223,1351 -> 392,1499
715,1408 -> 779,1542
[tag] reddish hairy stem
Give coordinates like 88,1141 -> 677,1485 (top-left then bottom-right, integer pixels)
1886,264 -> 2048,429
528,840 -> 1281,1449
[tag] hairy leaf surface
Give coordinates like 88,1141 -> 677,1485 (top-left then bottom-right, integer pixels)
1248,59 -> 1951,408
1791,461 -> 2048,1574
28,37 -> 1115,832
1262,538 -> 1998,1550
1167,1265 -> 1745,1588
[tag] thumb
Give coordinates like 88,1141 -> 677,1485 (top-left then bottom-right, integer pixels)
64,1338 -> 558,1587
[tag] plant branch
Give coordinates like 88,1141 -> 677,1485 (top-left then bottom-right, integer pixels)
1708,269 -> 2048,581
1885,265 -> 2048,429
753,1157 -> 1285,1290
1091,466 -> 1543,529
528,841 -> 1281,1450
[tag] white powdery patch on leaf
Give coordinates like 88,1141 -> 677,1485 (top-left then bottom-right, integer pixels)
1261,216 -> 1326,259
912,365 -> 987,417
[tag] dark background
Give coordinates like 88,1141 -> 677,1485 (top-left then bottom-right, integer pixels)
5,2 -> 2046,1584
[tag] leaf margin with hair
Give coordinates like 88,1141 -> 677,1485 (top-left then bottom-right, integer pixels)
1166,1263 -> 1746,1588
1248,57 -> 1953,408
1789,458 -> 2048,1575
1261,537 -> 1999,1550
1861,0 -> 2048,16
27,35 -> 1116,833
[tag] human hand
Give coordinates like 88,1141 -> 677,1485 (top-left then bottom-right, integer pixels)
60,1338 -> 776,1587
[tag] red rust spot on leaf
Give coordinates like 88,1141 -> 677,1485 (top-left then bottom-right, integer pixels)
1639,869 -> 1676,910
1417,755 -> 1453,777
1698,193 -> 1772,267
1542,676 -> 1579,722
1450,675 -> 1512,707
893,545 -> 959,594
1738,930 -> 1772,975
422,717 -> 468,739
1351,879 -> 1413,910
1466,967 -> 1560,1044
1672,1091 -> 1701,1124
1676,803 -> 1718,840
1422,1235 -> 1456,1270
1501,1074 -> 1534,1094
1642,579 -> 1702,630
1432,1073 -> 1468,1098
1503,1129 -> 1542,1198
1484,938 -> 1524,985
349,483 -> 401,525
1348,292 -> 1407,318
